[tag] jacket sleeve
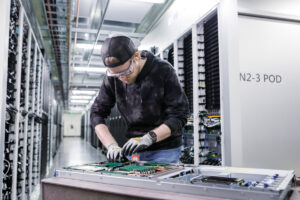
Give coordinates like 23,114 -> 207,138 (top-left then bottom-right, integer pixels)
163,68 -> 189,136
90,77 -> 116,129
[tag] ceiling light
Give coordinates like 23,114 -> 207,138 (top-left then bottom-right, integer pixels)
71,95 -> 93,100
70,99 -> 90,104
130,0 -> 165,3
73,67 -> 106,73
72,90 -> 98,95
76,43 -> 102,50
69,107 -> 85,112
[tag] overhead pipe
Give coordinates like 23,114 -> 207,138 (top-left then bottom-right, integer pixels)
45,0 -> 66,105
66,0 -> 71,107
70,0 -> 80,79
87,0 -> 110,68
82,0 -> 110,84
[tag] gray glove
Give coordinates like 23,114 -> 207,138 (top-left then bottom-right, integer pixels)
107,143 -> 123,162
122,134 -> 154,156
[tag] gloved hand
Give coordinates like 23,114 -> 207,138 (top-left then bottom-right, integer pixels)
107,142 -> 123,162
122,134 -> 154,156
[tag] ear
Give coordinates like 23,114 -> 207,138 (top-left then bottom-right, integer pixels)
134,51 -> 140,60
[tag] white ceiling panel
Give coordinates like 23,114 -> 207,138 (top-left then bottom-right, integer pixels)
77,0 -> 97,17
105,0 -> 153,23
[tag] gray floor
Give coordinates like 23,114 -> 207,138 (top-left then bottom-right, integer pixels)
35,137 -> 106,200
48,137 -> 106,172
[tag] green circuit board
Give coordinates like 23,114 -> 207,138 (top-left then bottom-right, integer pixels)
64,161 -> 171,177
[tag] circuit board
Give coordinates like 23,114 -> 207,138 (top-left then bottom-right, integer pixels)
63,161 -> 174,177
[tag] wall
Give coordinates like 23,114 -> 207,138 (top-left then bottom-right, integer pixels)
237,0 -> 300,174
218,0 -> 242,167
63,113 -> 82,137
140,0 -> 220,51
238,0 -> 300,18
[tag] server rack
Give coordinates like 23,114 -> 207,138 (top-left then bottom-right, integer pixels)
84,104 -> 128,155
0,0 -> 55,199
40,65 -> 50,179
84,108 -> 99,149
162,11 -> 221,166
199,13 -> 221,166
106,106 -> 128,147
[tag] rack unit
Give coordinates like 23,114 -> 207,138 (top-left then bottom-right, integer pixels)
83,108 -> 100,150
199,13 -> 221,165
84,105 -> 128,154
44,83 -> 62,176
83,109 -> 100,151
0,0 -> 55,199
162,11 -> 221,166
106,106 -> 128,147
162,45 -> 174,67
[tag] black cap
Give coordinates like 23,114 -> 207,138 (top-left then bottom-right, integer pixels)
101,36 -> 136,68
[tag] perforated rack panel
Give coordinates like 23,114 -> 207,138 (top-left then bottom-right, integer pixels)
204,14 -> 220,112
183,33 -> 193,112
167,47 -> 174,66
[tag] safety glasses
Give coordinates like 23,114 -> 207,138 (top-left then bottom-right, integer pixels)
106,60 -> 133,77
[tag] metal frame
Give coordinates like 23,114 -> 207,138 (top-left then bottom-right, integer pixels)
21,29 -> 32,199
28,43 -> 37,196
84,112 -> 87,141
48,85 -> 55,168
47,85 -> 53,169
33,55 -> 42,186
173,40 -> 178,74
11,7 -> 24,200
72,28 -> 146,38
37,59 -> 46,183
0,1 -> 11,199
192,24 -> 200,165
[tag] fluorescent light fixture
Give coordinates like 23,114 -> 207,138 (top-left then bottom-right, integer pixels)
130,0 -> 165,3
76,43 -> 102,50
69,107 -> 85,112
73,67 -> 106,73
71,95 -> 93,100
70,99 -> 90,104
72,90 -> 98,95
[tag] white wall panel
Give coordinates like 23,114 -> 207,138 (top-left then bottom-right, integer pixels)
238,15 -> 300,175
238,0 -> 300,18
63,113 -> 82,136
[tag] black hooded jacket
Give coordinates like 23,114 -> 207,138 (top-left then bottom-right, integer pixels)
90,50 -> 189,151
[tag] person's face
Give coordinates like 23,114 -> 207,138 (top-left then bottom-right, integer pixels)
107,55 -> 140,84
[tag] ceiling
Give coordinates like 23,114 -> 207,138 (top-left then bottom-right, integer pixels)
68,0 -> 174,112
30,0 -> 174,111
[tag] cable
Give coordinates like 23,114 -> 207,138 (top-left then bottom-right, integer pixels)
203,117 -> 220,128
4,159 -> 11,176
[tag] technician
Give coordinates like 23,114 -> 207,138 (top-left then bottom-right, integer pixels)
90,35 -> 189,163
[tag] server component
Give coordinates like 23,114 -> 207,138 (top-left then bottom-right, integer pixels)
55,162 -> 295,200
